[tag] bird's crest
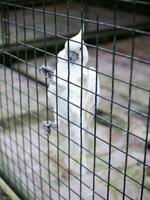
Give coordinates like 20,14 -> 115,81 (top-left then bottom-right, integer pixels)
71,23 -> 85,42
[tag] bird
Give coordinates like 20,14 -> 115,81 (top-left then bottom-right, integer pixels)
39,27 -> 100,176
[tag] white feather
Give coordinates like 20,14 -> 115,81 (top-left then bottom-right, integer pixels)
48,29 -> 100,173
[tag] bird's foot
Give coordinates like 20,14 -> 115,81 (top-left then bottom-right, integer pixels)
42,120 -> 57,135
39,65 -> 54,79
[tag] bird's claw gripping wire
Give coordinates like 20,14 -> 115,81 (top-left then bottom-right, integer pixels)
39,66 -> 57,135
39,65 -> 54,79
42,120 -> 57,135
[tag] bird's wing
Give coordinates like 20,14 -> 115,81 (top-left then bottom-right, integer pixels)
82,67 -> 100,124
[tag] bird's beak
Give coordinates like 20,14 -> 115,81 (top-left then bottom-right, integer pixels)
69,51 -> 79,62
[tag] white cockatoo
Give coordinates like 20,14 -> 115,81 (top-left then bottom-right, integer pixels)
40,27 -> 100,176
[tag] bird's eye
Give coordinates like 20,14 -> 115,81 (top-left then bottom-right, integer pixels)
80,47 -> 82,50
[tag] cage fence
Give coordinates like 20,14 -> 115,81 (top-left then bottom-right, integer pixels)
0,0 -> 150,200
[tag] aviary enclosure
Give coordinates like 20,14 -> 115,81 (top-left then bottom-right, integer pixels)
0,0 -> 150,199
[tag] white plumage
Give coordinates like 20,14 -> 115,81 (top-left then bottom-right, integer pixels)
45,28 -> 100,175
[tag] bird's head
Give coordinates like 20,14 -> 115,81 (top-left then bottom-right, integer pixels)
64,28 -> 89,66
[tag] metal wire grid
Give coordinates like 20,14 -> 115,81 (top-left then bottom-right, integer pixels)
0,0 -> 150,200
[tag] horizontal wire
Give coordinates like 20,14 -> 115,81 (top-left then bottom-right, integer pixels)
1,1 -> 150,37
0,2 -> 149,199
0,81 -> 149,150
1,97 -> 150,178
1,129 -> 149,199
0,138 -> 99,200
0,152 -> 66,200
0,153 -> 46,200
0,138 -> 139,200
0,34 -> 149,91
115,0 -> 150,5
1,17 -> 150,66
0,71 -> 148,123
0,79 -> 149,147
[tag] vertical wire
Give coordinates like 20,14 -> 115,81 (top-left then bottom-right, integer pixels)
0,2 -> 5,45
5,2 -> 18,186
0,86 -> 5,173
42,0 -> 49,123
107,2 -> 117,199
66,0 -> 71,199
5,2 -> 10,45
92,15 -> 99,200
0,83 -> 10,178
140,92 -> 150,199
14,5 -> 30,198
0,3 -> 6,174
1,2 -> 12,184
54,2 -> 60,199
22,6 -> 36,198
7,2 -> 24,191
1,2 -> 10,45
122,1 -> 136,199
31,1 -> 44,199
79,1 -> 84,198
0,1 -> 4,44
9,4 -> 24,190
2,44 -> 12,183
42,0 -> 52,198
139,3 -> 150,198
10,50 -> 23,189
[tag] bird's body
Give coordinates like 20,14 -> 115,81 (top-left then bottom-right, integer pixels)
49,62 -> 100,128
44,29 -> 100,174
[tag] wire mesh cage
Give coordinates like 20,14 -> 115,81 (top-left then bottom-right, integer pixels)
0,0 -> 150,200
